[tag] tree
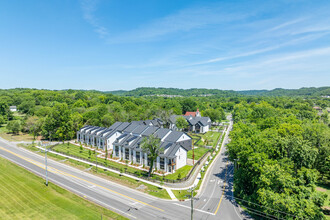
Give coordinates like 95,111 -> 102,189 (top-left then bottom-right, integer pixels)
6,120 -> 21,134
157,109 -> 173,128
0,115 -> 5,125
181,98 -> 197,114
24,116 -> 42,139
141,135 -> 162,177
203,108 -> 225,122
101,114 -> 115,127
175,116 -> 188,131
41,103 -> 74,141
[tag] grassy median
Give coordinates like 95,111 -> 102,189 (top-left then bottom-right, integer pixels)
0,156 -> 127,220
18,143 -> 171,200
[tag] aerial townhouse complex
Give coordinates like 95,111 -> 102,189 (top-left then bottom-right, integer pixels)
77,119 -> 192,173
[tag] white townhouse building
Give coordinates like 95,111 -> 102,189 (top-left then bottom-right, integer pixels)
169,110 -> 211,133
77,121 -> 192,173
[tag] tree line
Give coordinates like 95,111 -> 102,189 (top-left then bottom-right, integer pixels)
0,89 -> 229,140
228,100 -> 329,219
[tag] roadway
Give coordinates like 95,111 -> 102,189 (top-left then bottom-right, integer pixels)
0,115 -> 249,220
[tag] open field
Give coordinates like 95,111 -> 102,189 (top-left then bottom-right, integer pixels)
0,125 -> 37,142
0,156 -> 127,220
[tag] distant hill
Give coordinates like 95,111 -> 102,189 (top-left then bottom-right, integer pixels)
106,86 -> 330,97
238,87 -> 330,97
107,87 -> 239,97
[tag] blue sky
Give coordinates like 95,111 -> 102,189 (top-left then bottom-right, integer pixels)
1,0 -> 330,91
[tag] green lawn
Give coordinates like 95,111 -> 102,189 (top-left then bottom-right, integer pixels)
0,156 -> 127,220
20,143 -> 171,200
172,189 -> 197,200
165,165 -> 192,180
53,143 -> 152,177
191,131 -> 221,148
187,147 -> 209,160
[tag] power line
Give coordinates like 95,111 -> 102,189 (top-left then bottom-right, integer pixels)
223,166 -> 299,218
228,195 -> 298,218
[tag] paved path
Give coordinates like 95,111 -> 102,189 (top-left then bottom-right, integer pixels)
0,115 -> 250,219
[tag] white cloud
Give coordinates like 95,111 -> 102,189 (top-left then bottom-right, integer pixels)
107,5 -> 249,43
80,0 -> 109,38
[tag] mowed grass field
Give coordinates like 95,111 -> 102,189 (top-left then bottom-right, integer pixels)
0,156 -> 127,220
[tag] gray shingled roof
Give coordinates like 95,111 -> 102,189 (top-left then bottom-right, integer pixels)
154,128 -> 171,139
123,123 -> 140,133
164,143 -> 185,158
141,126 -> 159,136
132,125 -> 149,135
115,122 -> 130,132
109,122 -> 123,130
164,131 -> 184,142
170,115 -> 211,127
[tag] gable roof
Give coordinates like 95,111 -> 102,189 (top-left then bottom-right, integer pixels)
123,123 -> 140,133
132,125 -> 149,135
115,122 -> 131,132
184,112 -> 196,117
163,131 -> 183,143
154,128 -> 171,139
141,126 -> 159,136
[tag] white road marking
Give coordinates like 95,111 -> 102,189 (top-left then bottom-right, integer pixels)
174,203 -> 215,216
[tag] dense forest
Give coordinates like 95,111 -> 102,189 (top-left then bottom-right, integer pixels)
107,86 -> 330,97
228,99 -> 330,219
0,87 -> 329,218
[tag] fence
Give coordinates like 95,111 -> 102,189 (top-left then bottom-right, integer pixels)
50,147 -> 211,184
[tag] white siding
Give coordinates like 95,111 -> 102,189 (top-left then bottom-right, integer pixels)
175,147 -> 187,170
201,125 -> 209,133
106,132 -> 121,150
177,133 -> 191,142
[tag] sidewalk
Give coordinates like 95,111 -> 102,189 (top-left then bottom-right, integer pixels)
36,145 -> 196,192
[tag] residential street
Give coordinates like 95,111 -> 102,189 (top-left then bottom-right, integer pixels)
0,115 -> 249,220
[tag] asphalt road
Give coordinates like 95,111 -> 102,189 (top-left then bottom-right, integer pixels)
0,116 -> 249,220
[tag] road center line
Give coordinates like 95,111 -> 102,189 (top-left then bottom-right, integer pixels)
214,162 -> 229,215
0,146 -> 164,212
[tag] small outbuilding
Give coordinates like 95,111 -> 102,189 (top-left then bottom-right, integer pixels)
9,106 -> 17,112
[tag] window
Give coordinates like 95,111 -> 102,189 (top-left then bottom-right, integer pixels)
136,152 -> 140,163
160,158 -> 165,170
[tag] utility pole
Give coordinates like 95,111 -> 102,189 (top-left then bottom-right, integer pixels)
192,141 -> 195,165
45,143 -> 48,186
95,149 -> 98,173
45,131 -> 52,186
187,186 -> 196,220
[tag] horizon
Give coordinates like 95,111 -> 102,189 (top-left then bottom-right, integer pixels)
1,0 -> 330,90
1,85 -> 329,93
